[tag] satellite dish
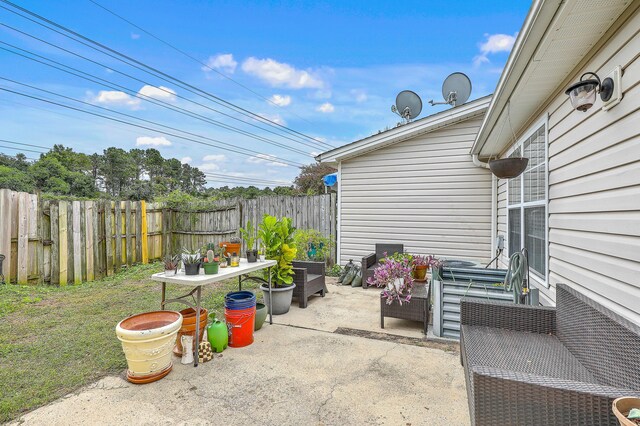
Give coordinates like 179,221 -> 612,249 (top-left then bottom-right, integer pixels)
429,72 -> 472,107
391,90 -> 422,124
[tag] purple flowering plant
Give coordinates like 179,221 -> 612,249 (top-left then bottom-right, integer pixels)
367,254 -> 414,305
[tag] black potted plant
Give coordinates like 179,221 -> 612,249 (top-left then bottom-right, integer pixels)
258,215 -> 297,315
240,220 -> 258,263
181,248 -> 201,275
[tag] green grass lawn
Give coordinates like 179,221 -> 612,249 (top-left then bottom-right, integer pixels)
0,263 -> 262,423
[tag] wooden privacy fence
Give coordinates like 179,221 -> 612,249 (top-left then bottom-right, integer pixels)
0,189 -> 336,285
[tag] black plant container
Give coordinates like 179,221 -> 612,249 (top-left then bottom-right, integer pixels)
184,263 -> 200,275
246,250 -> 258,263
488,157 -> 529,179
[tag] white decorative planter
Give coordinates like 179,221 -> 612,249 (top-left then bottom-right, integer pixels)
116,311 -> 182,383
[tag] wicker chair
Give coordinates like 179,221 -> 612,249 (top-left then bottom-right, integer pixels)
460,283 -> 640,425
292,261 -> 327,308
361,243 -> 404,289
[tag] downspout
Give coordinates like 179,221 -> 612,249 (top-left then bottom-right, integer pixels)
472,155 -> 497,260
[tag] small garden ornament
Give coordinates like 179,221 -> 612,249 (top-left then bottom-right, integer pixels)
181,335 -> 194,364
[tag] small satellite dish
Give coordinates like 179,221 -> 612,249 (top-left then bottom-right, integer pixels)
391,90 -> 422,124
429,72 -> 472,107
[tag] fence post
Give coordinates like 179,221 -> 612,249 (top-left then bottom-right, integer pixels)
0,189 -> 11,283
58,201 -> 68,286
125,201 -> 132,266
141,201 -> 148,264
50,202 -> 59,285
104,201 -> 113,276
16,193 -> 29,284
162,208 -> 172,259
114,201 -> 122,273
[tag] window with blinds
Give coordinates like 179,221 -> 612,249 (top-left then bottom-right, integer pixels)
507,124 -> 547,280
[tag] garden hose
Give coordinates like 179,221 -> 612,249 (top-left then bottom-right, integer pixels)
504,251 -> 527,304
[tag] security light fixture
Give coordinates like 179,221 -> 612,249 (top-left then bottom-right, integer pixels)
565,72 -> 614,112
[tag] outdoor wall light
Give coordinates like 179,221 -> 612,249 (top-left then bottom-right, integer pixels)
565,72 -> 614,112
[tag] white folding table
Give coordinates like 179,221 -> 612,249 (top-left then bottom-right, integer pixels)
150,259 -> 276,366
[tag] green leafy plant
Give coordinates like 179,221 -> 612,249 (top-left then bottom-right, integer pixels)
181,248 -> 201,265
292,229 -> 333,262
258,215 -> 297,287
239,220 -> 257,251
326,264 -> 342,277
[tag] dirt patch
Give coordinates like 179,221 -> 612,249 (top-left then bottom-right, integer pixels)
334,327 -> 459,354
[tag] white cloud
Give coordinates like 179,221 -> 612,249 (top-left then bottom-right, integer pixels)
138,85 -> 176,101
269,94 -> 291,106
258,113 -> 286,126
350,89 -> 368,103
202,154 -> 227,162
474,33 -> 517,66
317,102 -> 335,113
242,57 -> 324,89
247,153 -> 288,167
199,163 -> 220,171
131,33 -> 141,40
202,53 -> 237,74
94,90 -> 141,108
136,136 -> 172,146
180,156 -> 192,164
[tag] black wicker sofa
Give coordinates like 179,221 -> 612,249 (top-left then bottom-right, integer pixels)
460,283 -> 640,425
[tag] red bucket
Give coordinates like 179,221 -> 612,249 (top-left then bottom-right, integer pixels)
225,306 -> 255,347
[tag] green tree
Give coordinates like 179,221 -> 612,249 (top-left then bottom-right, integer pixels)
0,165 -> 34,192
294,163 -> 336,195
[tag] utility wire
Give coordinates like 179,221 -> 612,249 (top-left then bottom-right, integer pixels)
0,42 -> 311,157
0,144 -> 46,154
0,26 -> 319,154
0,138 -> 50,150
0,86 -> 304,167
0,77 -> 305,166
87,0 -> 320,129
0,1 -> 333,150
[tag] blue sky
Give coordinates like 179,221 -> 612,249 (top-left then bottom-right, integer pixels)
0,0 -> 530,186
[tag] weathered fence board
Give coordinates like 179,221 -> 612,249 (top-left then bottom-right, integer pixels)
0,191 -> 336,285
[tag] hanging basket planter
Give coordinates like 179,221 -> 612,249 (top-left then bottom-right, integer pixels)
488,157 -> 529,179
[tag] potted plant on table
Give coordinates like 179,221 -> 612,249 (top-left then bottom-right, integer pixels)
368,255 -> 414,305
181,248 -> 201,276
202,247 -> 220,275
239,220 -> 258,263
163,254 -> 179,276
258,214 -> 297,315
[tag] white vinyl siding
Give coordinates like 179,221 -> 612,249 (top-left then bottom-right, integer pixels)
496,6 -> 640,323
339,116 -> 492,264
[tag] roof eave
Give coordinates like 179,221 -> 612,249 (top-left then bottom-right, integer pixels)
318,95 -> 491,164
471,0 -> 561,156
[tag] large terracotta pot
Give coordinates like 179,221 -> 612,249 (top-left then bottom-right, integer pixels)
219,242 -> 241,258
116,310 -> 182,384
173,307 -> 208,356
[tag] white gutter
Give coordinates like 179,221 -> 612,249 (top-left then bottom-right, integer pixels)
471,154 -> 497,259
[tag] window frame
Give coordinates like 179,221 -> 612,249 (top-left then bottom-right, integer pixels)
505,116 -> 549,288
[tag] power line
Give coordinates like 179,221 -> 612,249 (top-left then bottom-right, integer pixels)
0,144 -> 45,154
0,86 -> 305,167
0,46 -> 312,158
0,26 -> 319,155
0,1 -> 333,150
0,138 -> 50,150
0,77 -> 306,167
87,0 -> 320,129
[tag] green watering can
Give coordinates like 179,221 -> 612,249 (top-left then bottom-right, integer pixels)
207,314 -> 228,353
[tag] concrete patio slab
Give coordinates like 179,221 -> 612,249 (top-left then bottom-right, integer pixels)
12,277 -> 469,425
12,325 -> 468,425
279,277 -> 430,339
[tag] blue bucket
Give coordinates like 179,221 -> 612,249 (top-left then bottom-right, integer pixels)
225,291 -> 256,310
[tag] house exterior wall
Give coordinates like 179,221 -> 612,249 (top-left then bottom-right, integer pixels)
339,115 -> 493,265
496,6 -> 640,324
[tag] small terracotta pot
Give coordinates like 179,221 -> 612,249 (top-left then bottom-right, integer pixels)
412,265 -> 428,281
173,307 -> 208,356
